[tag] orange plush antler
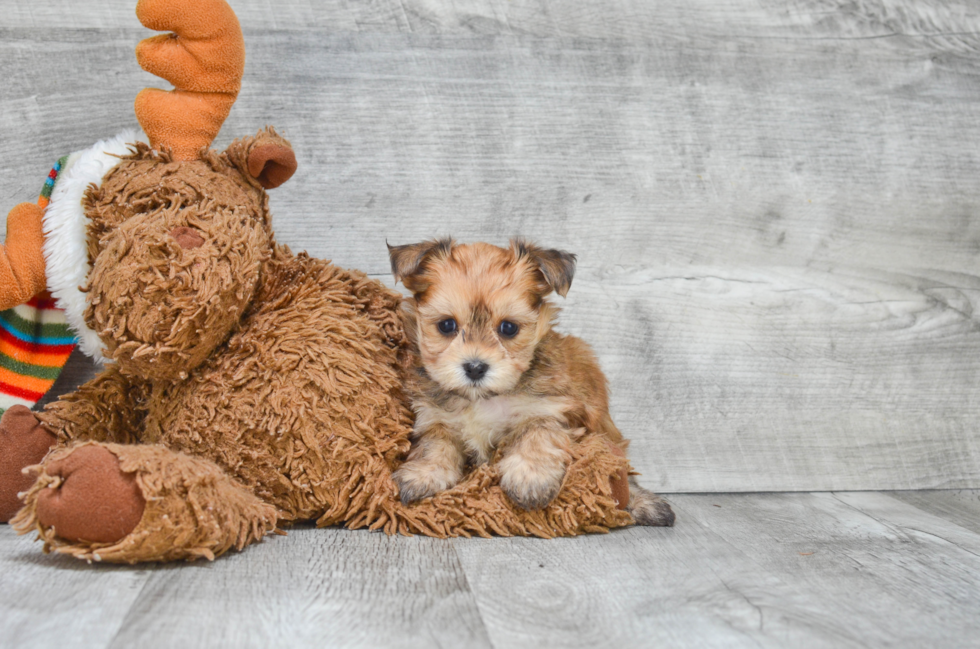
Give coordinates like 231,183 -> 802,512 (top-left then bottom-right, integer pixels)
134,0 -> 245,160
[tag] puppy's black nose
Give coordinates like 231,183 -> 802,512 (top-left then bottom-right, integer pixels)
463,361 -> 489,381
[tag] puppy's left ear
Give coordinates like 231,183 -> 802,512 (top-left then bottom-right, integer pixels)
512,238 -> 577,298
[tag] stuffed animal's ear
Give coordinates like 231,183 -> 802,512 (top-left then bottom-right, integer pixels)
227,128 -> 297,189
387,238 -> 454,293
511,237 -> 577,298
247,142 -> 296,189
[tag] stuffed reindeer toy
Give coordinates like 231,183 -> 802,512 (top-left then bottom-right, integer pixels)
0,0 -> 656,563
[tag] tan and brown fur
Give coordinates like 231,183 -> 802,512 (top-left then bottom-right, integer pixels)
389,238 -> 674,525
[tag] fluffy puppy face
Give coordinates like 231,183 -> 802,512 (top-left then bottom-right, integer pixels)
389,238 -> 576,400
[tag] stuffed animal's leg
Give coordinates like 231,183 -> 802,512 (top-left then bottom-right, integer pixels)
0,367 -> 148,523
12,442 -> 278,563
37,365 -> 148,445
0,203 -> 47,310
0,405 -> 57,521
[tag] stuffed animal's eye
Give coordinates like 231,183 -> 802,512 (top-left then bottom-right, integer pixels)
437,318 -> 457,335
498,321 -> 519,338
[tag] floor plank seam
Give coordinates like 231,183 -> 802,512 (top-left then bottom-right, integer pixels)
447,538 -> 499,649
832,491 -> 980,551
103,571 -> 155,649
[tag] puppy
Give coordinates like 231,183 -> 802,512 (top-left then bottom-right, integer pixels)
388,237 -> 674,526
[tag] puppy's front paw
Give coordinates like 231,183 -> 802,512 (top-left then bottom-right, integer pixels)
392,461 -> 460,505
498,455 -> 566,511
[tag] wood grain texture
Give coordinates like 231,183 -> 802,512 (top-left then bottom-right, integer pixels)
672,492 -> 980,647
834,490 -> 980,555
5,491 -> 980,647
107,527 -> 490,649
0,528 -> 151,648
451,517 -> 865,647
557,266 -> 980,491
6,0 -> 980,43
1,0 -> 978,490
890,489 -> 980,535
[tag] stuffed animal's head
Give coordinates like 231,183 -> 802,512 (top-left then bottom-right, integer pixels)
81,133 -> 295,380
43,0 -> 296,380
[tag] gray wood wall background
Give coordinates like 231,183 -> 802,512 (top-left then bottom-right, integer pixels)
2,0 -> 978,493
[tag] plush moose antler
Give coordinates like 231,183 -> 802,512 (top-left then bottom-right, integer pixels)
133,0 -> 245,161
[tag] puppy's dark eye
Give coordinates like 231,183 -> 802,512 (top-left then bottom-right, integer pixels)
498,321 -> 519,338
437,318 -> 457,335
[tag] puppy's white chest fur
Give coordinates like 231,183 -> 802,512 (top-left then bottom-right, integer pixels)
418,395 -> 568,465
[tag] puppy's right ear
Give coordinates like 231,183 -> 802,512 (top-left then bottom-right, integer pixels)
387,238 -> 454,293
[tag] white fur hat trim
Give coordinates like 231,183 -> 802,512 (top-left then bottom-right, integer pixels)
42,129 -> 148,363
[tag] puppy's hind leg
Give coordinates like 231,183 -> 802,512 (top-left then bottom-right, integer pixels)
627,476 -> 675,527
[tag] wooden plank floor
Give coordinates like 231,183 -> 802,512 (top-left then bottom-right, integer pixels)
3,491 -> 979,648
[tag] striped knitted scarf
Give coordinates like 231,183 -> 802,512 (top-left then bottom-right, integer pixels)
0,157 -> 76,414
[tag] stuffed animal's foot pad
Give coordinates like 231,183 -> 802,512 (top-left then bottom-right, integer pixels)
35,445 -> 145,544
0,405 -> 56,522
627,479 -> 675,527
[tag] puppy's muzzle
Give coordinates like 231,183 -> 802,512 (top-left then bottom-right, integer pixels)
463,361 -> 489,382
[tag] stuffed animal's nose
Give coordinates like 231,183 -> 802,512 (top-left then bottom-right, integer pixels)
170,227 -> 205,250
463,361 -> 489,381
